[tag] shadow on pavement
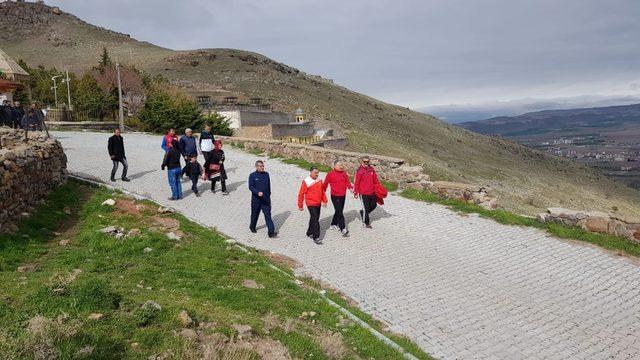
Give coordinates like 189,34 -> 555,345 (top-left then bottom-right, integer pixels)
127,169 -> 157,180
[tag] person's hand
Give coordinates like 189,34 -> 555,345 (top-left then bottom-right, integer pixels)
110,155 -> 115,160
161,165 -> 165,170
258,192 -> 264,197
322,203 -> 327,208
354,193 -> 359,199
298,207 -> 304,211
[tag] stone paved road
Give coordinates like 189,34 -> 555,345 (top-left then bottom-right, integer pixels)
55,131 -> 640,360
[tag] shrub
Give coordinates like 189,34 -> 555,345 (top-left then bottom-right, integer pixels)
138,85 -> 205,133
202,112 -> 234,136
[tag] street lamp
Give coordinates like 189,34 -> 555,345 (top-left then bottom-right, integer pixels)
61,69 -> 72,110
51,75 -> 62,108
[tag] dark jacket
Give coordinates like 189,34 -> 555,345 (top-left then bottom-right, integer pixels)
162,147 -> 182,169
0,105 -> 11,126
12,107 -> 25,125
248,171 -> 271,204
179,135 -> 198,156
204,149 -> 227,180
186,161 -> 202,178
107,134 -> 126,161
21,114 -> 37,130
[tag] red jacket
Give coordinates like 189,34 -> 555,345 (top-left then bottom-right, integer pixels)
323,170 -> 353,196
298,177 -> 328,208
354,165 -> 379,196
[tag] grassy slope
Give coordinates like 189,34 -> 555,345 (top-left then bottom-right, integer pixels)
0,181 -> 431,359
2,1 -> 640,218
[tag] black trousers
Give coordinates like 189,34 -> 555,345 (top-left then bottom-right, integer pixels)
306,206 -> 321,239
250,202 -> 275,235
111,158 -> 128,179
202,151 -> 212,163
361,194 -> 377,225
330,195 -> 346,230
211,177 -> 226,192
190,174 -> 199,194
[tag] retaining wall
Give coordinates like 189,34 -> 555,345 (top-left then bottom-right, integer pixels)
0,128 -> 68,233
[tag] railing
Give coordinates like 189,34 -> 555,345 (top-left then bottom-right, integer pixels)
44,107 -> 117,122
277,136 -> 322,145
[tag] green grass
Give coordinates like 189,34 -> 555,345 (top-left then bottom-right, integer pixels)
0,181 -> 433,359
278,157 -> 333,173
401,188 -> 640,257
381,181 -> 398,192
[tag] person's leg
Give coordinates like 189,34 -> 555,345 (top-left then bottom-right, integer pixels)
191,176 -> 199,195
211,178 -> 217,192
176,170 -> 183,198
330,196 -> 340,227
310,206 -> 321,239
306,207 -> 313,237
262,204 -> 275,236
363,195 -> 377,225
220,178 -> 227,193
167,168 -> 178,199
250,202 -> 260,232
335,196 -> 346,230
110,160 -> 119,180
120,158 -> 128,179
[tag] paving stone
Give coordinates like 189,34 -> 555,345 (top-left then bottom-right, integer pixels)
56,131 -> 640,360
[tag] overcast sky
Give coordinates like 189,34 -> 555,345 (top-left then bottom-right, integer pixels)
48,0 -> 640,120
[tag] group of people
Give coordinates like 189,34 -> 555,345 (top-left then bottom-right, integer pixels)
0,100 -> 45,131
107,125 -> 386,245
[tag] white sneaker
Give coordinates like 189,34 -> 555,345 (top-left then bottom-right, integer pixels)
341,229 -> 349,237
330,225 -> 338,231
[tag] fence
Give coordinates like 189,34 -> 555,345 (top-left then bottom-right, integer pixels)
45,106 -> 117,122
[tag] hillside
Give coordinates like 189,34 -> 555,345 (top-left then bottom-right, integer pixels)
459,103 -> 640,136
2,1 -> 640,218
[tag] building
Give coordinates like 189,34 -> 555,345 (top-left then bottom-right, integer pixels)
0,48 -> 30,102
216,109 -> 317,142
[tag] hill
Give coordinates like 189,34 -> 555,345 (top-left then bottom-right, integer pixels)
2,1 -> 640,218
459,103 -> 640,136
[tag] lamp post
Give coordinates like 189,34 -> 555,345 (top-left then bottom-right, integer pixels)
62,69 -> 72,110
115,59 -> 124,132
51,75 -> 62,108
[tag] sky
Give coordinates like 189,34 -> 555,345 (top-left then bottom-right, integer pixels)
47,0 -> 640,122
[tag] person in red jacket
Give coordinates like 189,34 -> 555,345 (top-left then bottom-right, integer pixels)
298,166 -> 328,244
354,156 -> 380,228
323,160 -> 353,236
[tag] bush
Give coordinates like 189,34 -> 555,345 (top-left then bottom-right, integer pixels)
138,87 -> 204,133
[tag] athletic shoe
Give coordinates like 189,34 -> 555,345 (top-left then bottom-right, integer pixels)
195,193 -> 201,197
121,177 -> 130,182
330,225 -> 338,231
268,231 -> 278,238
110,177 -> 116,182
313,237 -> 323,245
250,228 -> 257,233
365,224 -> 373,229
168,197 -> 176,201
222,191 -> 229,195
341,229 -> 349,237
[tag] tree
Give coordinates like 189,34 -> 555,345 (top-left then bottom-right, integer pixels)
139,85 -> 205,133
92,65 -> 145,115
98,47 -> 112,72
202,112 -> 234,136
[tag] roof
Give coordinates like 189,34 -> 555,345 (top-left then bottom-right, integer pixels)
0,78 -> 20,91
295,108 -> 304,114
0,48 -> 30,80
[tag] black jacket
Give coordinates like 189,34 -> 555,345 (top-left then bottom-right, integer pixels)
108,135 -> 126,161
12,107 -> 25,124
204,149 -> 227,180
248,171 -> 271,204
162,147 -> 182,169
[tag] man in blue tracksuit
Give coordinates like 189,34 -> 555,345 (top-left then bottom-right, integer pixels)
248,160 -> 277,238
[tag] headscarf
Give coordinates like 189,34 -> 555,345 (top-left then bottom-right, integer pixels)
214,140 -> 222,150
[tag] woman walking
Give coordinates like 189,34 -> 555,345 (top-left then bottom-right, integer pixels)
162,139 -> 183,200
204,140 -> 228,194
161,128 -> 179,153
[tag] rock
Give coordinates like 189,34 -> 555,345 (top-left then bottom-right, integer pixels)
404,182 -> 423,190
166,232 -> 181,241
242,279 -> 265,289
114,232 -> 125,240
99,226 -> 118,234
59,239 -> 71,246
135,204 -> 147,212
177,310 -> 193,327
52,288 -> 66,295
584,216 -> 610,233
225,239 -> 237,245
131,342 -> 139,348
157,207 -> 174,214
101,199 -> 116,206
142,300 -> 162,311
232,324 -> 253,339
309,311 -> 317,317
17,264 -> 36,273
51,6 -> 62,15
127,228 -> 142,238
143,247 -> 153,253
179,328 -> 198,341
88,313 -> 103,320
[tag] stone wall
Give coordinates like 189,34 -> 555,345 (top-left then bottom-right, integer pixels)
0,129 -> 68,233
221,136 -> 497,209
539,208 -> 640,243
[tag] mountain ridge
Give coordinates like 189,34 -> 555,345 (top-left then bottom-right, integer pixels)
2,0 -> 640,218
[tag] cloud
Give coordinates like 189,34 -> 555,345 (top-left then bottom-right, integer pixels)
48,0 -> 640,109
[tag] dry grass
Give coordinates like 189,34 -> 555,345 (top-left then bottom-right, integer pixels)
318,332 -> 349,360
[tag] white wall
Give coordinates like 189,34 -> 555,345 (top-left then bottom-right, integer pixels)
217,110 -> 241,129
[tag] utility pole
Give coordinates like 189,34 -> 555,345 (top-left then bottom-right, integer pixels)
51,75 -> 61,108
64,69 -> 72,110
115,59 -> 125,132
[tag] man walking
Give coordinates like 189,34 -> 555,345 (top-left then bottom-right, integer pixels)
248,160 -> 277,238
180,128 -> 198,177
0,100 -> 11,127
199,124 -> 215,163
324,160 -> 353,236
298,166 -> 328,244
30,103 -> 44,131
107,128 -> 130,182
354,156 -> 381,228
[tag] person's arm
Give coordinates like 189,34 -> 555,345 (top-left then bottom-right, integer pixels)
161,137 -> 168,152
297,181 -> 307,209
322,182 -> 328,205
353,170 -> 360,197
322,172 -> 331,193
108,137 -> 115,157
161,151 -> 169,170
248,175 -> 260,196
179,137 -> 186,156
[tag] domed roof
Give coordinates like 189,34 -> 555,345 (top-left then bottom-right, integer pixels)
295,108 -> 304,114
